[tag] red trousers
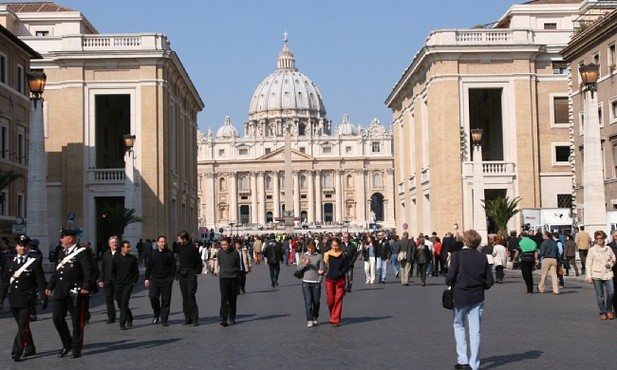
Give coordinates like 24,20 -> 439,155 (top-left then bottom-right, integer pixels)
325,277 -> 345,325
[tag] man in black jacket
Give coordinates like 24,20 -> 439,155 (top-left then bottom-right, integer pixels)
262,234 -> 283,288
374,231 -> 390,284
0,235 -> 47,361
98,236 -> 120,324
218,237 -> 240,326
175,230 -> 202,326
144,235 -> 176,326
341,233 -> 357,292
45,228 -> 93,359
399,232 -> 417,286
112,241 -> 139,330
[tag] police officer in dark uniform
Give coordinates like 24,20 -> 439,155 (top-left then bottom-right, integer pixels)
0,235 -> 47,362
45,229 -> 93,359
175,230 -> 202,326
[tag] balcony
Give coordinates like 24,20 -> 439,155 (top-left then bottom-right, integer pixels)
87,169 -> 125,184
21,33 -> 171,55
463,161 -> 516,184
426,29 -> 573,48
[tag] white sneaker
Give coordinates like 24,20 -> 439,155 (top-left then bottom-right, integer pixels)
313,319 -> 318,326
307,321 -> 314,328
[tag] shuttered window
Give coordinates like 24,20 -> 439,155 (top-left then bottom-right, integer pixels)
554,97 -> 569,124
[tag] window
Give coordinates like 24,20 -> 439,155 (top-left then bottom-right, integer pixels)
17,194 -> 24,217
16,65 -> 24,93
552,61 -> 567,74
219,177 -> 226,191
372,142 -> 380,153
613,142 -> 617,177
265,176 -> 272,190
322,146 -> 331,154
0,53 -> 6,83
17,133 -> 24,164
323,173 -> 333,188
599,104 -> 604,127
373,172 -> 383,188
239,175 -> 249,190
299,147 -> 305,153
544,23 -> 557,30
552,96 -> 569,125
238,148 -> 248,156
612,100 -> 617,123
346,174 -> 353,188
35,30 -> 49,37
594,53 -> 600,69
265,148 -> 271,154
609,43 -> 616,69
553,144 -> 570,165
300,175 -> 307,189
1,125 -> 7,159
557,194 -> 572,208
345,146 -> 352,154
218,149 -> 225,157
0,190 -> 6,215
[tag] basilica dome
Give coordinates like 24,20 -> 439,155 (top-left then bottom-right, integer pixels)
248,35 -> 326,119
336,113 -> 357,136
216,115 -> 239,139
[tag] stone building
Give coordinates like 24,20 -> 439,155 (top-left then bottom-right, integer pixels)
0,2 -> 203,253
197,37 -> 394,232
386,0 -> 583,236
0,23 -> 39,241
561,3 -> 617,230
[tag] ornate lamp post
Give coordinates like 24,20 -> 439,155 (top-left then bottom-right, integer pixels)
26,71 -> 49,256
579,63 -> 605,231
471,128 -> 487,240
123,134 -> 138,245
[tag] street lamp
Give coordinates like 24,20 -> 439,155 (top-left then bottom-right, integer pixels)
26,70 -> 49,260
579,63 -> 605,231
471,127 -> 487,240
123,134 -> 136,154
123,134 -> 139,245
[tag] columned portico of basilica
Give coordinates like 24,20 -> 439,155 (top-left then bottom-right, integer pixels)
197,36 -> 394,231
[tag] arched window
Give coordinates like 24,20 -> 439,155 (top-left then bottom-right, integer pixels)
219,177 -> 227,192
373,172 -> 382,188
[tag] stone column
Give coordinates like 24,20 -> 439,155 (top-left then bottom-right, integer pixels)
385,168 -> 395,225
230,171 -> 238,223
357,169 -> 367,225
293,170 -> 301,220
315,170 -> 322,222
308,170 -> 315,223
251,171 -> 258,224
335,169 -> 343,222
273,170 -> 280,218
257,171 -> 266,225
207,173 -> 216,228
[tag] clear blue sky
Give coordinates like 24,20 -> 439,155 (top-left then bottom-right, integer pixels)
36,0 -> 515,133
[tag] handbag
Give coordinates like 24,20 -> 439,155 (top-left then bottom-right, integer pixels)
397,251 -> 406,261
294,265 -> 308,279
442,287 -> 453,310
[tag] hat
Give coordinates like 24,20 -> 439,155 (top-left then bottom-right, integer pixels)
16,235 -> 31,245
60,228 -> 78,237
29,238 -> 40,247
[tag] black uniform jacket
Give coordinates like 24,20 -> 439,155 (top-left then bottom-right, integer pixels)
0,255 -> 47,308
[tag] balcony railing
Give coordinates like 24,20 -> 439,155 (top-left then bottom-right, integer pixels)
88,169 -> 125,184
426,29 -> 573,47
463,161 -> 516,178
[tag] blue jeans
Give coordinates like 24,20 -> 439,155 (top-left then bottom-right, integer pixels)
302,282 -> 321,321
592,279 -> 615,314
453,301 -> 484,370
389,254 -> 400,275
376,258 -> 388,282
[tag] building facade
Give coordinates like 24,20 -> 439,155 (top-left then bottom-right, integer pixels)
0,23 -> 39,241
0,3 -> 203,253
561,3 -> 617,229
386,0 -> 583,237
197,37 -> 394,232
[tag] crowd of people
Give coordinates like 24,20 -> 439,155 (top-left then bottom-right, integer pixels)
0,225 -> 615,368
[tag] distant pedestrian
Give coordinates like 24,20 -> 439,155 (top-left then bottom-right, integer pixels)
175,231 -> 202,326
513,231 -> 538,294
299,241 -> 323,327
235,240 -> 251,294
445,229 -> 493,370
263,234 -> 283,288
491,235 -> 508,283
112,241 -> 139,330
98,236 -> 120,324
537,231 -> 559,294
144,236 -> 176,326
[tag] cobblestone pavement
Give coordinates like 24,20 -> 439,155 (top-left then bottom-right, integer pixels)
0,263 -> 615,369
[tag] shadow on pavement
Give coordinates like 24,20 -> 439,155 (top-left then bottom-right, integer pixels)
239,313 -> 290,323
342,315 -> 392,326
84,338 -> 182,355
481,350 -> 543,369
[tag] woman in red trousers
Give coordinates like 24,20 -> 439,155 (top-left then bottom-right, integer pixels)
323,238 -> 349,326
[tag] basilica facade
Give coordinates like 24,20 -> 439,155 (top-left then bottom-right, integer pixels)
197,37 -> 394,231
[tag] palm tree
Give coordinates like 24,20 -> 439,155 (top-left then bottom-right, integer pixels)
482,196 -> 521,237
99,204 -> 143,240
0,170 -> 23,203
